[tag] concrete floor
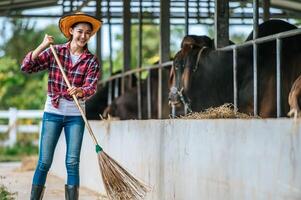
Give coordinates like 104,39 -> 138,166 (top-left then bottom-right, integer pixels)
0,162 -> 107,200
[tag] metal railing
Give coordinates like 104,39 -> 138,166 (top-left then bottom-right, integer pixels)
220,27 -> 301,117
99,27 -> 301,119
99,61 -> 173,119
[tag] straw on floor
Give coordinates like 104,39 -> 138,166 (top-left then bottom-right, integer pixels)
50,44 -> 148,200
180,103 -> 257,119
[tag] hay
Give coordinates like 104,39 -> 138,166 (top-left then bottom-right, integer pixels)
180,103 -> 257,119
17,156 -> 38,172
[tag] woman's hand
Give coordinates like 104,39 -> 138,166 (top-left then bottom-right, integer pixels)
41,34 -> 54,49
32,34 -> 54,61
68,87 -> 84,98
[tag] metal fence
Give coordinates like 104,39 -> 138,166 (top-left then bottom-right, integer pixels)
99,61 -> 173,119
221,27 -> 301,117
99,26 -> 301,119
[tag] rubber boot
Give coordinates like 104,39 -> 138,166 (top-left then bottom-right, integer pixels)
30,184 -> 45,200
65,185 -> 79,200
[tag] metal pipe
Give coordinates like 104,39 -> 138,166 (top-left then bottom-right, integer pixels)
100,61 -> 173,85
122,0 -> 131,94
107,0 -> 113,105
137,0 -> 142,119
263,0 -> 270,22
252,0 -> 259,116
114,78 -> 119,98
220,28 -> 301,51
96,0 -> 102,69
185,0 -> 189,35
70,0 -> 74,12
147,70 -> 152,119
171,104 -> 176,118
158,0 -> 170,119
253,0 -> 259,39
233,47 -> 238,112
158,67 -> 162,119
75,0 -> 93,12
253,42 -> 258,116
184,105 -> 188,115
276,38 -> 282,117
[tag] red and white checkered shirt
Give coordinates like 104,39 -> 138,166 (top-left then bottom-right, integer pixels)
21,42 -> 100,108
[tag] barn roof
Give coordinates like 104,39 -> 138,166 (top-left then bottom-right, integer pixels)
1,0 -> 301,25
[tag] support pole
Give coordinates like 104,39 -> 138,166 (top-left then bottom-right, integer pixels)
96,0 -> 102,64
158,0 -> 170,119
253,0 -> 259,116
214,0 -> 229,48
123,0 -> 131,93
263,0 -> 270,22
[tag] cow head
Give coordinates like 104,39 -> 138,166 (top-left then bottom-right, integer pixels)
168,35 -> 212,111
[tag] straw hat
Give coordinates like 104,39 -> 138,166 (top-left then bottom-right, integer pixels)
59,12 -> 102,39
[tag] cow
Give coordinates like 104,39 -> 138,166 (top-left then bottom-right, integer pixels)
288,75 -> 301,117
85,71 -> 136,120
104,67 -> 171,119
169,19 -> 301,118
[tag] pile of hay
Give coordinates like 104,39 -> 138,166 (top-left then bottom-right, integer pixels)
180,103 -> 256,119
16,156 -> 38,172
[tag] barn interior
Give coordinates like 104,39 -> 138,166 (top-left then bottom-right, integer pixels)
1,0 -> 301,119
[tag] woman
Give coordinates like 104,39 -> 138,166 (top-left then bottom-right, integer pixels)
21,12 -> 102,200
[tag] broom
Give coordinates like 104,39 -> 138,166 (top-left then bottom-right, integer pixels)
50,44 -> 149,200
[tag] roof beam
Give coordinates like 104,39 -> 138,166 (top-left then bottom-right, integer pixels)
74,0 -> 93,12
271,0 -> 301,12
0,0 -> 57,11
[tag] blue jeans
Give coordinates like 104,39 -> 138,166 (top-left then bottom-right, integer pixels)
33,112 -> 85,186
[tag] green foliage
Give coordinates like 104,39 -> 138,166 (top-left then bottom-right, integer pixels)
0,57 -> 25,109
231,33 -> 247,44
0,142 -> 38,162
102,25 -> 184,79
0,56 -> 47,109
0,18 -> 66,109
2,18 -> 66,64
0,185 -> 16,200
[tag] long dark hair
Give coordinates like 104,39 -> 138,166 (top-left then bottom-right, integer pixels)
69,22 -> 93,48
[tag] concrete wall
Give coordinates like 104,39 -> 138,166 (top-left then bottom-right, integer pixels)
51,119 -> 301,200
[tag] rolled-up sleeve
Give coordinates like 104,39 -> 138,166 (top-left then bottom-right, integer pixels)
81,58 -> 100,100
21,48 -> 51,73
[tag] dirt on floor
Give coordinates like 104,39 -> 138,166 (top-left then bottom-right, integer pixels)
0,161 -> 107,200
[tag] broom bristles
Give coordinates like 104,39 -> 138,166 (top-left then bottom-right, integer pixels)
98,151 -> 149,200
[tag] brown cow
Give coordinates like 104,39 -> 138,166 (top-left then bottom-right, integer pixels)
104,68 -> 171,119
85,71 -> 136,120
288,76 -> 301,118
169,20 -> 301,117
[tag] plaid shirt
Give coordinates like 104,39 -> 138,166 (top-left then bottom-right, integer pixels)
21,42 -> 100,108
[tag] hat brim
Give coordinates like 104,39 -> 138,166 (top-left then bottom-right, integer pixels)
59,13 -> 102,39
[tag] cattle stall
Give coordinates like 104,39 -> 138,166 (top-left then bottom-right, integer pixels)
221,28 -> 301,117
3,1 -> 301,119
2,1 -> 301,199
83,0 -> 301,119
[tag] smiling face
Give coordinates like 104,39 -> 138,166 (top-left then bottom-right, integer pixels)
69,22 -> 93,48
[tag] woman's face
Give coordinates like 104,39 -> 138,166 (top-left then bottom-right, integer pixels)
69,23 -> 92,48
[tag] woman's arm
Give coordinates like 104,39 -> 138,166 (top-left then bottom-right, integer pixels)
21,34 -> 54,73
31,34 -> 54,61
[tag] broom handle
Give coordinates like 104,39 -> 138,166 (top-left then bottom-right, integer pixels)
50,44 -> 99,146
